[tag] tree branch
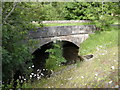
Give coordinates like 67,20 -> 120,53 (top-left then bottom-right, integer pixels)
3,2 -> 18,23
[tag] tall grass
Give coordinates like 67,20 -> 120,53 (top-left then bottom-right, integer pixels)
79,27 -> 118,55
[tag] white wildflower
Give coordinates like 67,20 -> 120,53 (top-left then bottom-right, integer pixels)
53,40 -> 56,43
95,77 -> 97,79
68,77 -> 72,80
109,81 -> 112,84
29,67 -> 31,69
32,65 -> 34,68
30,75 -> 32,78
37,69 -> 40,72
74,84 -> 76,86
99,46 -> 102,48
22,76 -> 24,79
24,79 -> 26,81
34,74 -> 36,77
21,80 -> 23,83
101,53 -> 105,55
98,78 -> 101,81
81,76 -> 84,79
37,74 -> 39,77
19,76 -> 21,79
41,73 -> 44,76
114,60 -> 116,62
95,73 -> 98,76
59,39 -> 62,42
43,69 -> 45,71
37,76 -> 41,80
61,84 -> 63,86
31,73 -> 34,75
113,53 -> 116,55
96,47 -> 100,51
111,66 -> 115,69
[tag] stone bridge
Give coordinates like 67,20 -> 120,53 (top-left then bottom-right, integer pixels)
29,25 -> 97,53
29,24 -> 97,71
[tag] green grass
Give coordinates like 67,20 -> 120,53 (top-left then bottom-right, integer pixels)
43,22 -> 94,27
22,27 -> 119,88
33,22 -> 94,27
79,27 -> 118,55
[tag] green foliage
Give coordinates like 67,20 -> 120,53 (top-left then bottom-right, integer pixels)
2,2 -> 44,86
40,2 -> 66,20
45,42 -> 66,70
64,2 -> 119,30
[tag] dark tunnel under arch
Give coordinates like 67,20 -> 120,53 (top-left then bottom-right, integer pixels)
32,40 -> 80,71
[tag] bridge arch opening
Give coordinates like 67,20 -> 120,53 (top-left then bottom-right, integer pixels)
32,42 -> 53,72
61,40 -> 80,64
32,40 -> 81,71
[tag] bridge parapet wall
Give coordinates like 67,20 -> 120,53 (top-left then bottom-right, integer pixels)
29,25 -> 96,39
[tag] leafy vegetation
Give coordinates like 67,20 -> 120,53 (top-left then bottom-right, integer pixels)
62,2 -> 119,30
45,42 -> 66,71
2,2 -> 44,87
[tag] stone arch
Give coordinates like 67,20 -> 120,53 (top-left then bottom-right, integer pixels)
32,41 -> 53,72
39,38 -> 80,49
32,40 -> 81,70
61,40 -> 80,64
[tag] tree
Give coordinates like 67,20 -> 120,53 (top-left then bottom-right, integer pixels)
2,2 -> 44,87
64,2 -> 119,30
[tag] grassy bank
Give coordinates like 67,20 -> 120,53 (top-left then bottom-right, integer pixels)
23,47 -> 118,88
22,27 -> 119,88
79,27 -> 118,55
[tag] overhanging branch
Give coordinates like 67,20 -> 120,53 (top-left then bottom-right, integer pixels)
3,2 -> 18,24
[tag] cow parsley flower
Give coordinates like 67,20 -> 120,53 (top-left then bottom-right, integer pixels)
32,65 -> 34,68
111,66 -> 115,69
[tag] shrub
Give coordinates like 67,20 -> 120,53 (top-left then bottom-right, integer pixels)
45,42 -> 66,70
